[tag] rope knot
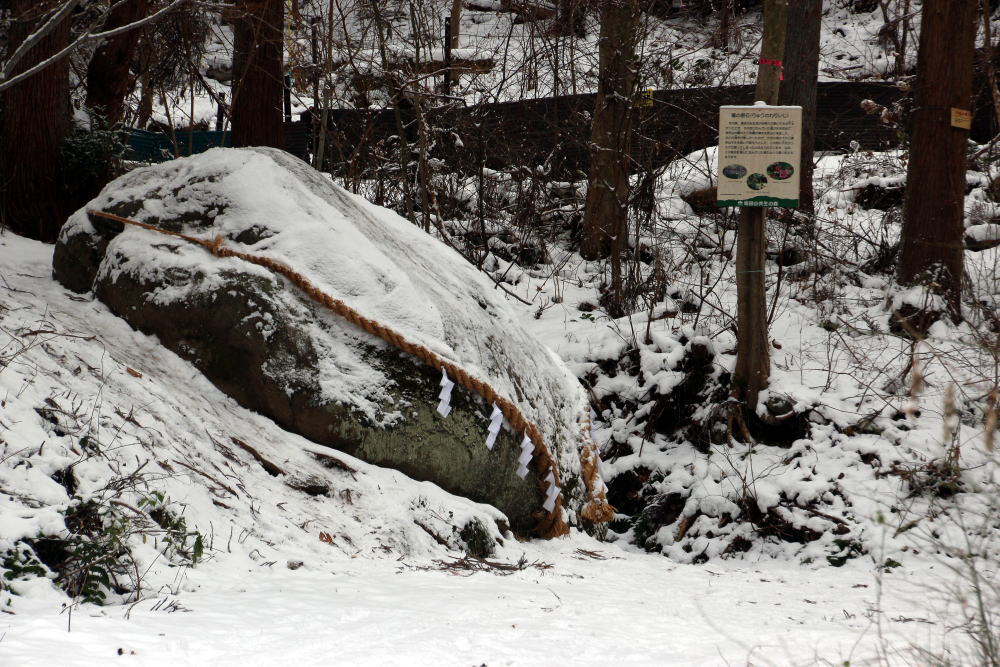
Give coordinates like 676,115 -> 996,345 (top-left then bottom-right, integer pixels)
209,235 -> 226,256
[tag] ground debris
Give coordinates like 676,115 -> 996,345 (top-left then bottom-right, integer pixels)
416,554 -> 553,577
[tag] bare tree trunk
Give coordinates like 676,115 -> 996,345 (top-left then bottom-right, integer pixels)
717,0 -> 735,51
879,0 -> 913,77
77,0 -> 152,209
0,0 -> 71,242
450,0 -> 462,50
580,0 -> 639,262
777,0 -> 820,214
446,0 -> 462,93
231,0 -> 285,149
554,0 -> 585,37
732,0 -> 787,411
980,0 -> 1000,132
86,0 -> 150,127
897,0 -> 977,327
135,35 -> 155,129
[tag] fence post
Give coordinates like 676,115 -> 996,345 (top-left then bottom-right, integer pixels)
444,17 -> 452,94
216,93 -> 226,131
283,73 -> 293,123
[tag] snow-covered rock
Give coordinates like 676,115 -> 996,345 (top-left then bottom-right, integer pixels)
52,148 -> 602,535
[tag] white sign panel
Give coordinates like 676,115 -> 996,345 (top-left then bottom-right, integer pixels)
717,104 -> 802,208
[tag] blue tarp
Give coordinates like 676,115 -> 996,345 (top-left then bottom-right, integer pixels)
126,129 -> 232,163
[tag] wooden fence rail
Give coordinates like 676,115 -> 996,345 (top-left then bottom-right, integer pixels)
128,80 -> 997,177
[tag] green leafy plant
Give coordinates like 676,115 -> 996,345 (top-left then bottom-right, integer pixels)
1,490 -> 204,606
1,544 -> 48,589
57,107 -> 128,207
139,491 -> 204,565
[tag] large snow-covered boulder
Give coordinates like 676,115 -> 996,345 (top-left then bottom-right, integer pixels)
53,148 -> 603,536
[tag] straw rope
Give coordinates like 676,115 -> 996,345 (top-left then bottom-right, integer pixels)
88,209 -> 615,536
577,412 -> 616,524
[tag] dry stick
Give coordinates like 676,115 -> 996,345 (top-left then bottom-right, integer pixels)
88,209 -> 615,535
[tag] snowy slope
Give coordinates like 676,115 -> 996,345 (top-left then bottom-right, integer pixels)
0,196 -> 986,667
0,232 -> 515,572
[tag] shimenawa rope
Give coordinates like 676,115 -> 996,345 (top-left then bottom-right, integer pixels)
87,209 -> 614,536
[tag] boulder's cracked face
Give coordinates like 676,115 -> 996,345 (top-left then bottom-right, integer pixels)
53,147 -> 590,534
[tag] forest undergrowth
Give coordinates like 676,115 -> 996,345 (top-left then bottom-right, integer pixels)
342,139 -> 1000,570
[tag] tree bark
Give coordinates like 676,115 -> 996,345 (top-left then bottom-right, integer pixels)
85,0 -> 150,127
897,0 -> 977,326
580,0 -> 639,262
231,0 -> 285,149
732,0 -> 787,411
0,0 -> 71,242
777,0 -> 820,214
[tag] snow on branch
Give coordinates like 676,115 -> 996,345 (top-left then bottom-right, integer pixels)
0,0 -> 189,94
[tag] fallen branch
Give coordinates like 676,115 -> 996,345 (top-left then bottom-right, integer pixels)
230,436 -> 285,477
414,520 -> 450,547
172,458 -> 239,498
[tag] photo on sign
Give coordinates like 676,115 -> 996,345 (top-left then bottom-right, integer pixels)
766,161 -> 794,180
747,173 -> 768,190
723,164 -> 747,179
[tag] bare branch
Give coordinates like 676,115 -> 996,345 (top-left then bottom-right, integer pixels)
1,0 -> 83,81
0,0 -> 189,94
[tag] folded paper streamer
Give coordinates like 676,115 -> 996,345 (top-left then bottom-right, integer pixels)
543,484 -> 560,512
435,374 -> 559,512
516,434 -> 532,478
485,403 -> 503,450
437,368 -> 455,417
542,470 -> 561,512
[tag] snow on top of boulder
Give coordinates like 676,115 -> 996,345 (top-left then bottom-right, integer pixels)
62,147 -> 586,473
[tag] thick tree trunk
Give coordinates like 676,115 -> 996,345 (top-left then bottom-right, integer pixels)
231,0 -> 285,149
0,0 -> 71,242
85,0 -> 150,127
777,0 -> 820,214
580,0 -> 639,262
897,0 -> 977,326
732,0 -> 787,411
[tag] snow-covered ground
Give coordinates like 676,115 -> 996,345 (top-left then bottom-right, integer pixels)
0,189 -> 992,665
0,544 -> 963,666
6,1 -> 1000,662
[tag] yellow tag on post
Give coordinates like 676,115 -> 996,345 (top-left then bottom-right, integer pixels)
951,108 -> 972,130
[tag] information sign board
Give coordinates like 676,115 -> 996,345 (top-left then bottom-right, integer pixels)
717,104 -> 802,208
